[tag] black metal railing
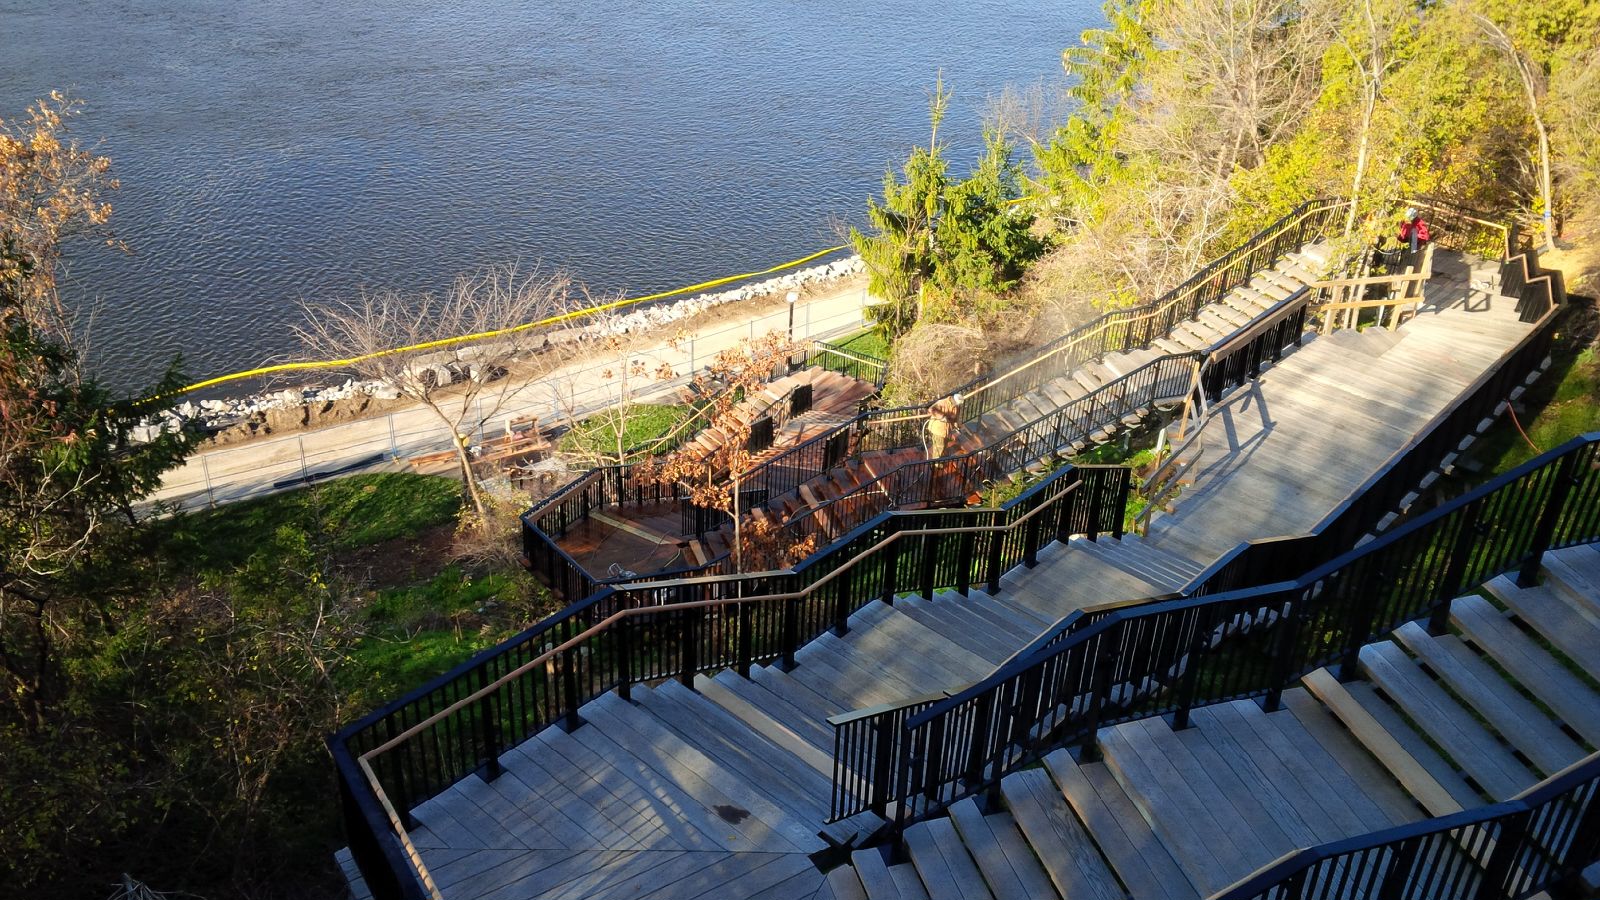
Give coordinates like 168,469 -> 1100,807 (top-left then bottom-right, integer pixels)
826,220 -> 1569,828
939,199 -> 1344,422
781,352 -> 1202,547
734,199 -> 1347,520
810,339 -> 890,390
1213,751 -> 1600,900
333,462 -> 1132,900
835,432 -> 1599,841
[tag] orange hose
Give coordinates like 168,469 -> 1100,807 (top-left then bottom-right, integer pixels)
1507,401 -> 1542,455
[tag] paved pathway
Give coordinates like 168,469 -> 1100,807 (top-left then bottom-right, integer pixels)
149,284 -> 872,509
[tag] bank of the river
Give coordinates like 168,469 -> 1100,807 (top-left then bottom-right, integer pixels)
150,254 -> 868,447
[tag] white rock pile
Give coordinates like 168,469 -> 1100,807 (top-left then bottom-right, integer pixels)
135,254 -> 868,442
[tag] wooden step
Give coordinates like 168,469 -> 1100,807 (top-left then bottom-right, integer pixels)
1450,594 -> 1600,745
1357,641 -> 1537,800
1096,719 -> 1247,895
1485,574 -> 1600,672
1299,668 -> 1474,816
1391,622 -> 1584,776
1043,749 -> 1199,900
947,798 -> 1062,900
997,767 -> 1124,900
904,818 -> 997,900
827,865 -> 870,900
1541,549 -> 1600,623
850,847 -> 902,900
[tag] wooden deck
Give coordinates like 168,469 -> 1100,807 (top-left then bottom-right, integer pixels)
557,366 -> 875,580
342,252 -> 1587,900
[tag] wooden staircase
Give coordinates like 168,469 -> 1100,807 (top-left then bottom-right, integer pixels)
824,543 -> 1600,900
675,368 -> 875,468
745,246 -> 1335,546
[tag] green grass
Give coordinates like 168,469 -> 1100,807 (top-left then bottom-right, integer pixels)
834,326 -> 891,361
558,402 -> 694,457
340,566 -> 539,696
1465,344 -> 1600,476
156,472 -> 553,700
158,472 -> 463,571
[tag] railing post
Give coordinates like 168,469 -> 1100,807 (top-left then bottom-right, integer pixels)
869,714 -> 894,818
963,692 -> 997,788
780,595 -> 800,670
680,605 -> 702,687
1377,838 -> 1422,900
985,510 -> 1006,594
1172,607 -> 1212,731
957,525 -> 977,597
736,600 -> 754,678
919,527 -> 939,600
1262,589 -> 1301,713
1079,644 -> 1117,763
1024,501 -> 1042,568
1339,565 -> 1385,683
1432,501 -> 1483,635
476,664 -> 502,782
881,521 -> 901,606
1475,808 -> 1530,900
1517,451 -> 1580,587
833,562 -> 854,635
560,646 -> 583,732
617,614 -> 634,702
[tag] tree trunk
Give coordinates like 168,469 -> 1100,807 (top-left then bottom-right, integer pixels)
1533,106 -> 1556,252
732,475 -> 744,573
1344,83 -> 1376,237
454,441 -> 488,525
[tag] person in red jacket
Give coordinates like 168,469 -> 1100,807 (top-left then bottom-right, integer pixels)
1399,207 -> 1431,254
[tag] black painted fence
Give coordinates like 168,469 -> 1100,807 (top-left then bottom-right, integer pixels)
332,463 -> 1131,900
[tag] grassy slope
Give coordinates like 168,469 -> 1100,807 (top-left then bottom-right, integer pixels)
158,472 -> 550,700
557,402 -> 693,457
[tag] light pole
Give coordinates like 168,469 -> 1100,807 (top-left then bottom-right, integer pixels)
785,291 -> 800,373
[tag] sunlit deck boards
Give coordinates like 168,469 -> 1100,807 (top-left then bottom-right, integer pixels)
374,249 -> 1559,900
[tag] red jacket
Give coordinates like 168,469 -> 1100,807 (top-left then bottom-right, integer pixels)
1399,219 -> 1431,243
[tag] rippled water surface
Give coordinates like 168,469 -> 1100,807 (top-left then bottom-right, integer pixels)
3,0 -> 1094,388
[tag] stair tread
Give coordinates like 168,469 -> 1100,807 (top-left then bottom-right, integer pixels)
905,818 -> 995,900
1358,641 -> 1538,800
952,802 -> 1064,900
850,848 -> 900,900
998,767 -> 1124,900
583,692 -> 824,852
832,864 -> 870,896
1043,749 -> 1198,900
1542,550 -> 1600,624
1188,702 -> 1362,845
1450,594 -> 1600,746
1299,668 -> 1477,817
1097,721 -> 1242,895
1486,575 -> 1600,673
1391,622 -> 1585,776
1238,697 -> 1411,831
890,863 -> 932,900
629,684 -> 831,828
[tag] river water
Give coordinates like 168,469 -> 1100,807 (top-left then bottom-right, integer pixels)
2,0 -> 1093,389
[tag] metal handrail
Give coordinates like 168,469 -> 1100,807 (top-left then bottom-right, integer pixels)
351,469 -> 1106,895
945,199 -> 1346,410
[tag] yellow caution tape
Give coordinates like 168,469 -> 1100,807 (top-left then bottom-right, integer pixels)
175,243 -> 851,394
176,193 -> 1044,396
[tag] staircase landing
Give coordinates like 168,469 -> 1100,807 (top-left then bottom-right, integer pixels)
351,251 -> 1560,900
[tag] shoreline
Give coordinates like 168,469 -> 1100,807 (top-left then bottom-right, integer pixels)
143,253 -> 869,447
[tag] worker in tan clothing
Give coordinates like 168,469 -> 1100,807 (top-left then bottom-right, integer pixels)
926,394 -> 963,459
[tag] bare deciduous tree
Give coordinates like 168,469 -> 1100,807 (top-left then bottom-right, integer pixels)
1476,13 -> 1557,252
646,331 -> 803,572
298,264 -> 585,525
